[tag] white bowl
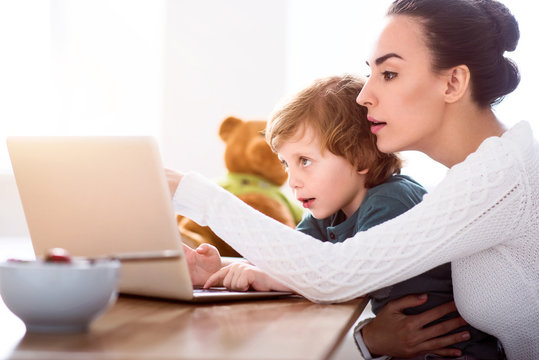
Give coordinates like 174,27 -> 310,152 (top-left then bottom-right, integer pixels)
0,259 -> 120,333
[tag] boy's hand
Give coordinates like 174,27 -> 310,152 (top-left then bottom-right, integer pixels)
183,243 -> 222,286
204,262 -> 292,292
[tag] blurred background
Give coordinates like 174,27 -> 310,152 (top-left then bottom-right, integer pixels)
1,0 -> 537,237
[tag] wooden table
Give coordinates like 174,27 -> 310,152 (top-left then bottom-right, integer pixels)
0,237 -> 367,360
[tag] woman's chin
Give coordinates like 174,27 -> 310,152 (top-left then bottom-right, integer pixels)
375,139 -> 399,154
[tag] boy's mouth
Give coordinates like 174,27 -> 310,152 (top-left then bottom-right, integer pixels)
299,197 -> 315,209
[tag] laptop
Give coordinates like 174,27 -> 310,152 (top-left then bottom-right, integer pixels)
6,136 -> 292,302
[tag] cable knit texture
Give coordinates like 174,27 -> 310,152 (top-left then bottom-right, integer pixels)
174,122 -> 538,360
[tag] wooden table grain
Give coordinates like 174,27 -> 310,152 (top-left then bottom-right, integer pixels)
0,237 -> 367,360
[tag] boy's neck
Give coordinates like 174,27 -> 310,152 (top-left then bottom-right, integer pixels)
341,185 -> 368,219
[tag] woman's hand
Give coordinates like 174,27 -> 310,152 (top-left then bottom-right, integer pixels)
164,168 -> 184,197
362,294 -> 471,358
204,262 -> 292,292
183,243 -> 222,286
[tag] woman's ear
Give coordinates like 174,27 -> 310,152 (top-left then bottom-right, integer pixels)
444,65 -> 471,104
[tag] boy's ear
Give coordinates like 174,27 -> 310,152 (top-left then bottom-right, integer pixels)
444,65 -> 470,104
358,168 -> 369,175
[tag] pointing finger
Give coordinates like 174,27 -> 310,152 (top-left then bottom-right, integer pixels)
203,267 -> 230,288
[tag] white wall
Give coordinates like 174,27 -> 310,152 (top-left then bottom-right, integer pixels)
161,0 -> 287,175
1,0 -> 537,236
0,0 -> 289,236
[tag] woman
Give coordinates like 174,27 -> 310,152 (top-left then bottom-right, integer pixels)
168,0 -> 538,358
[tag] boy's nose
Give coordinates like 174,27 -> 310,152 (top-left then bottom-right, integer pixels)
287,172 -> 302,189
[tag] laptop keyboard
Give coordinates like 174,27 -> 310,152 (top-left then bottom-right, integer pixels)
193,286 -> 237,293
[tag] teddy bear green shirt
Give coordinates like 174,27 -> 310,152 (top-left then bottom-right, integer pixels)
217,172 -> 304,224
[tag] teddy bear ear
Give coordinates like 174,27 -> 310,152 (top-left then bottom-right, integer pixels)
219,116 -> 243,141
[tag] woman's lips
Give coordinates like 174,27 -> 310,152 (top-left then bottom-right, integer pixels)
367,116 -> 387,134
370,123 -> 386,134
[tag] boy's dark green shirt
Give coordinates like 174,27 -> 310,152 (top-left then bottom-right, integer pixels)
296,174 -> 426,244
296,174 -> 501,358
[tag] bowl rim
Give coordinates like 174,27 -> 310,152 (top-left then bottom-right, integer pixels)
0,259 -> 121,270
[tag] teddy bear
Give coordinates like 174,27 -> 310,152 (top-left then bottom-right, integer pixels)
177,116 -> 304,257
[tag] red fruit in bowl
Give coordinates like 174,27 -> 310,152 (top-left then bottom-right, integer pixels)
44,248 -> 72,263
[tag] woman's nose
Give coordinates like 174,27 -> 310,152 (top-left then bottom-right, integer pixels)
356,80 -> 374,107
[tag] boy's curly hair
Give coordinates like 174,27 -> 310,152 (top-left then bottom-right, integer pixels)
265,74 -> 401,188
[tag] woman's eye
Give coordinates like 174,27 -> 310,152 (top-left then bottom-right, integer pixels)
382,71 -> 397,81
300,158 -> 312,167
280,159 -> 288,170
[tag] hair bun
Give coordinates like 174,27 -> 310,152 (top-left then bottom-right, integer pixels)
477,0 -> 520,52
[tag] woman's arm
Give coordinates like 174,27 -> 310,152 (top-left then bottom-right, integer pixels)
172,138 -> 523,303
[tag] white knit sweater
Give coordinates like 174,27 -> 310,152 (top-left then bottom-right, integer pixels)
174,121 -> 538,360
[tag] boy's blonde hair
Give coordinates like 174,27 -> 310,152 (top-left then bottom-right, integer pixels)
265,74 -> 402,188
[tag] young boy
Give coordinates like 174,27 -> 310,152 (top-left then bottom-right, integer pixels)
182,75 -> 500,359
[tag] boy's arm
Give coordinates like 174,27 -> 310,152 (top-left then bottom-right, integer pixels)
204,262 -> 293,292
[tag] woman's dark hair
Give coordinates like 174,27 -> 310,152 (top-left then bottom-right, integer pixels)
388,0 -> 520,107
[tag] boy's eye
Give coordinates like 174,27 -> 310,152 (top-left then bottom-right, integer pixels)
300,158 -> 311,167
280,159 -> 288,169
382,71 -> 397,81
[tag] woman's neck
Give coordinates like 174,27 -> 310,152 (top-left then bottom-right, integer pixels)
424,106 -> 506,168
